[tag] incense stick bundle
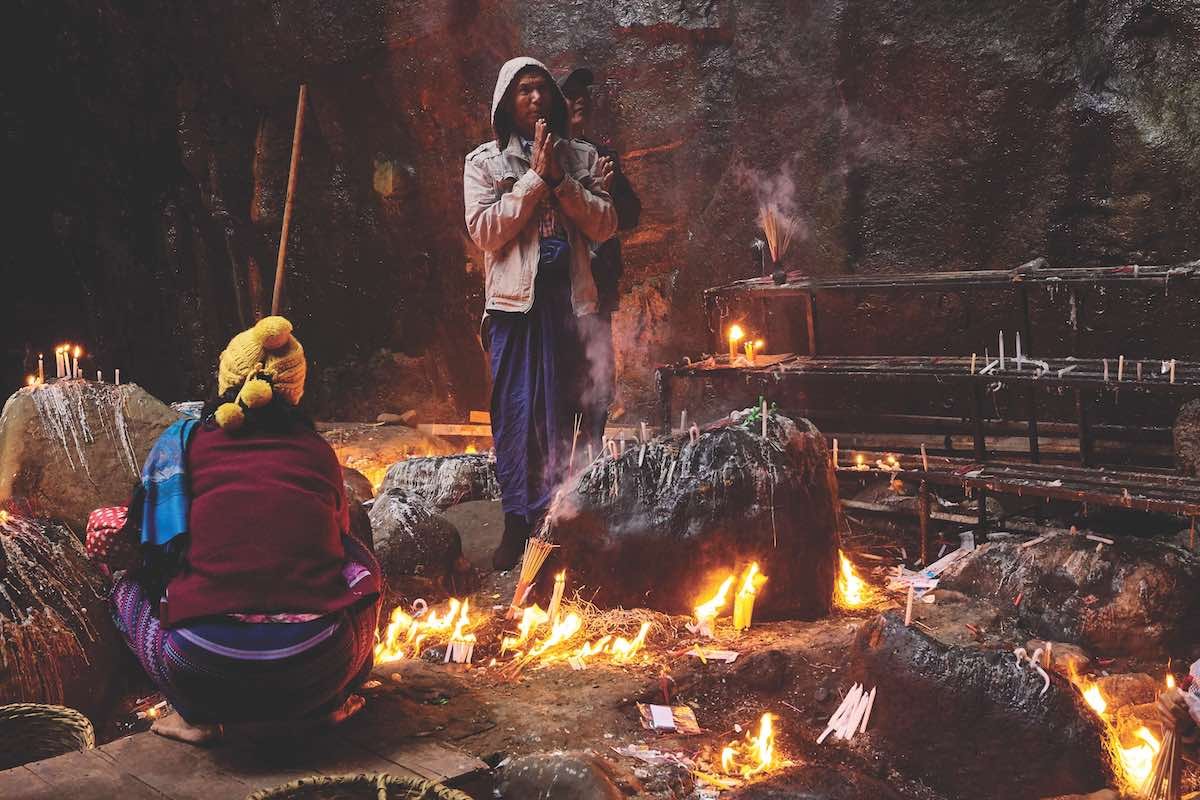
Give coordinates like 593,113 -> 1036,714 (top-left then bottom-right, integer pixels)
569,413 -> 582,472
507,537 -> 558,618
759,205 -> 800,264
1145,726 -> 1179,800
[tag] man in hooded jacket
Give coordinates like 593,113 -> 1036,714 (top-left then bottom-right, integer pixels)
464,57 -> 617,569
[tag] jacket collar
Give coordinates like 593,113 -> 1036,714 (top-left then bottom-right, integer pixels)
502,134 -> 529,163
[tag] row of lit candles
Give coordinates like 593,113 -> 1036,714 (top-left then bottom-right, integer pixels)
728,324 -> 764,364
24,343 -> 121,387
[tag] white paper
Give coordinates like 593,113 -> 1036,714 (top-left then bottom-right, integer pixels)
650,704 -> 676,730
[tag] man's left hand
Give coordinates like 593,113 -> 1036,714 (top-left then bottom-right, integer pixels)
544,129 -> 565,184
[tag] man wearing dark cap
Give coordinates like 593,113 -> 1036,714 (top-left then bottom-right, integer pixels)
559,67 -> 642,450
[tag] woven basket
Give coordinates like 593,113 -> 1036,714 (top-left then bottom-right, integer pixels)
0,703 -> 95,770
245,773 -> 474,800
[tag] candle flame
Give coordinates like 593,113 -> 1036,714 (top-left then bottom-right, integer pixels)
1066,664 -> 1161,793
753,339 -> 764,350
1166,673 -> 1176,690
835,550 -> 873,608
26,375 -> 36,386
465,443 -> 478,454
73,346 -> 82,358
737,562 -> 767,597
1082,683 -> 1107,715
728,324 -> 744,344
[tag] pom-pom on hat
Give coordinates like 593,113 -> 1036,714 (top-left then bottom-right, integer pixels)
216,316 -> 306,428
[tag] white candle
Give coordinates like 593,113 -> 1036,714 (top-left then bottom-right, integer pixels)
999,331 -> 1005,370
72,348 -> 80,379
970,353 -> 977,374
1137,361 -> 1143,381
1118,355 -> 1124,382
1171,359 -> 1177,384
97,371 -> 102,382
680,410 -> 688,433
641,422 -> 648,443
761,398 -> 768,438
832,438 -> 839,468
904,585 -> 914,626
115,368 -> 121,385
921,443 -> 929,471
1016,332 -> 1023,367
55,350 -> 63,378
1103,359 -> 1109,382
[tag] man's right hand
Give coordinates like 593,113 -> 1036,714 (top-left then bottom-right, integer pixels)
1155,687 -> 1193,731
531,119 -> 563,184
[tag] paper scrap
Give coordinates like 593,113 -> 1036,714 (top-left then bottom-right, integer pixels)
638,703 -> 702,735
688,647 -> 739,664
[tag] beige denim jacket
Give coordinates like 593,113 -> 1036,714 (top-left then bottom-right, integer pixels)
465,134 -> 617,317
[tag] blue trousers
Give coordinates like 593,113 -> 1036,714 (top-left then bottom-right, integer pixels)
487,246 -> 578,522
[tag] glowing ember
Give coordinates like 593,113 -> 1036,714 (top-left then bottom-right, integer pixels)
465,444 -> 478,454
374,598 -> 475,663
835,550 -> 873,609
719,712 -> 780,779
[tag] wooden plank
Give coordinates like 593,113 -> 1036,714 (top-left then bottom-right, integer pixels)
468,410 -> 491,424
97,729 -> 254,800
21,749 -> 168,800
0,765 -> 51,800
418,423 -> 491,437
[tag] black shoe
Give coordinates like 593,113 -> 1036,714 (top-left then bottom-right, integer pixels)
492,513 -> 531,571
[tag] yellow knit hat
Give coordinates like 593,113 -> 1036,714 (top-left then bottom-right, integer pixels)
215,316 -> 306,429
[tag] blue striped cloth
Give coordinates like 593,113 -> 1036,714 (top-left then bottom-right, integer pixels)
140,419 -> 199,548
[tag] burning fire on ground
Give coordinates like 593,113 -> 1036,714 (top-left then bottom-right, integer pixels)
1068,664 -> 1164,793
835,550 -> 874,609
375,598 -> 477,663
720,712 -> 781,778
501,603 -> 653,668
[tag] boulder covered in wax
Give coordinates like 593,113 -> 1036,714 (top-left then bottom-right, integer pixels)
378,453 -> 499,512
0,514 -> 121,717
940,534 -> 1200,658
0,381 -> 180,534
547,412 -> 839,619
848,612 -> 1110,799
368,487 -> 463,585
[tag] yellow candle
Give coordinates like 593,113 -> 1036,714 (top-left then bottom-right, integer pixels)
733,591 -> 755,631
728,325 -> 744,362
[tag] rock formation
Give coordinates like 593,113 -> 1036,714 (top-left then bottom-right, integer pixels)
378,454 -> 499,512
0,382 -> 180,533
548,412 -> 840,618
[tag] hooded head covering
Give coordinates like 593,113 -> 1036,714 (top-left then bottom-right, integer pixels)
214,315 -> 306,430
490,56 -> 569,147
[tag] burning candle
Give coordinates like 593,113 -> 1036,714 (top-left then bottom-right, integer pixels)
547,571 -> 566,624
728,324 -> 744,363
25,375 -> 36,387
733,563 -> 767,632
55,348 -> 63,378
37,354 -> 44,383
72,346 -> 81,379
744,340 -> 755,366
832,438 -> 838,468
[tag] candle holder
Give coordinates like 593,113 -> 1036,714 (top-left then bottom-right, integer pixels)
771,260 -> 787,285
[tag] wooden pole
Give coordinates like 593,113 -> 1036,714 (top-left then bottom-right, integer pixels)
272,83 -> 308,316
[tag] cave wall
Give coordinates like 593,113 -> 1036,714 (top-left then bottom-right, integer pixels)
8,0 -> 1200,420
